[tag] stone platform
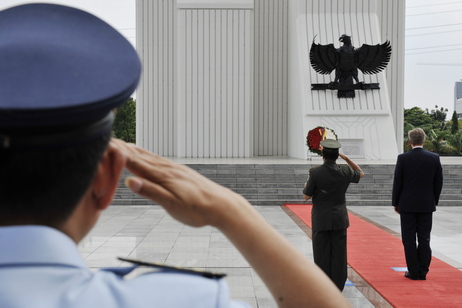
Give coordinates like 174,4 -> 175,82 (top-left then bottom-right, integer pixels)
113,156 -> 462,207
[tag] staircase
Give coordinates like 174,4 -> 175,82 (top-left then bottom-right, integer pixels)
112,164 -> 462,206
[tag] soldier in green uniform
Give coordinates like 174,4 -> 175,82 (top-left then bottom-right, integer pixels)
303,139 -> 364,291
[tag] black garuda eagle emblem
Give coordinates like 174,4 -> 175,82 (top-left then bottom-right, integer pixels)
310,34 -> 391,98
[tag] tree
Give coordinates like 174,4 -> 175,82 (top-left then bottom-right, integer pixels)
404,106 -> 461,155
447,132 -> 462,154
451,110 -> 459,134
404,107 -> 439,130
428,105 -> 448,130
426,129 -> 455,154
113,97 -> 136,143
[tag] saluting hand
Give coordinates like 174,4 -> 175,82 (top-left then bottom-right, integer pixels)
111,139 -> 243,228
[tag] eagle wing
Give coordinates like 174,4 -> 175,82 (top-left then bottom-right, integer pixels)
355,40 -> 391,74
309,41 -> 338,75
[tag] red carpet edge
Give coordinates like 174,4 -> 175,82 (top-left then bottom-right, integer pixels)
284,204 -> 462,308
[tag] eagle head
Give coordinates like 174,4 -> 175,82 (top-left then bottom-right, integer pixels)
339,34 -> 351,44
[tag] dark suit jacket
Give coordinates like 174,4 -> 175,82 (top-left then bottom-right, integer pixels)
392,148 -> 443,213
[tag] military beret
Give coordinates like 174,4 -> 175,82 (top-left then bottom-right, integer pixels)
0,3 -> 141,149
320,139 -> 341,149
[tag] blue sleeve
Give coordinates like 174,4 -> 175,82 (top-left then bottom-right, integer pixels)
89,270 -> 253,308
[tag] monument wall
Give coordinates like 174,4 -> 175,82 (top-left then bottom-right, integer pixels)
136,0 -> 404,159
288,0 -> 404,160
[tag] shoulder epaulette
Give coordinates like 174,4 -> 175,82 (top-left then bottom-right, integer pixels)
118,257 -> 227,279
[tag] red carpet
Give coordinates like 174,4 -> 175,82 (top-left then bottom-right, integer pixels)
285,204 -> 462,307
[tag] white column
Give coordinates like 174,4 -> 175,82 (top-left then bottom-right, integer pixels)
176,0 -> 254,157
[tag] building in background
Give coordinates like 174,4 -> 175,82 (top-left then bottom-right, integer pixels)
454,80 -> 462,119
136,0 -> 405,160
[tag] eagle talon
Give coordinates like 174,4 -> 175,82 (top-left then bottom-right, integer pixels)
357,81 -> 365,89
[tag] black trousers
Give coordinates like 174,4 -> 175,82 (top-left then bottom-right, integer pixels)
400,212 -> 433,278
312,229 -> 347,291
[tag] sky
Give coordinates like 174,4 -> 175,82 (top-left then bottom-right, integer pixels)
1,0 -> 461,119
405,0 -> 462,117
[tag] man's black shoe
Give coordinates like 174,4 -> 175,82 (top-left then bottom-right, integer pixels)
404,271 -> 419,280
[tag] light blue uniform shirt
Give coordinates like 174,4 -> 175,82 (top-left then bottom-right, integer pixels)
0,226 -> 249,308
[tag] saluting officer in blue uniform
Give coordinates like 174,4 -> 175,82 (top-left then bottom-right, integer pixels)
0,4 -> 352,308
303,139 -> 364,291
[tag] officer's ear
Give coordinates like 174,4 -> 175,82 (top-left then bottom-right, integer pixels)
90,143 -> 126,210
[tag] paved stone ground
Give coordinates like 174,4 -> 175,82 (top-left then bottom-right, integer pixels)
77,204 -> 462,307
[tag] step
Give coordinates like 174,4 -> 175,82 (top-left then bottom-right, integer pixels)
112,164 -> 461,207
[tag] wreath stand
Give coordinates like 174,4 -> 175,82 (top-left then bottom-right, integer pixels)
307,148 -> 313,160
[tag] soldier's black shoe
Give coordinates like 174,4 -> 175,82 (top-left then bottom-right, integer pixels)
404,271 -> 419,280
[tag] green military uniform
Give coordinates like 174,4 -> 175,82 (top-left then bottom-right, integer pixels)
303,141 -> 361,291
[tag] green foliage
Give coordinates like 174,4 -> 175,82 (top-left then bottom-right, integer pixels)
403,106 -> 461,155
404,107 -> 440,130
451,111 -> 459,134
447,132 -> 462,154
113,97 -> 136,143
428,105 -> 448,130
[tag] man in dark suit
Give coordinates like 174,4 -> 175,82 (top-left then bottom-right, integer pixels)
392,128 -> 443,280
303,139 -> 364,291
